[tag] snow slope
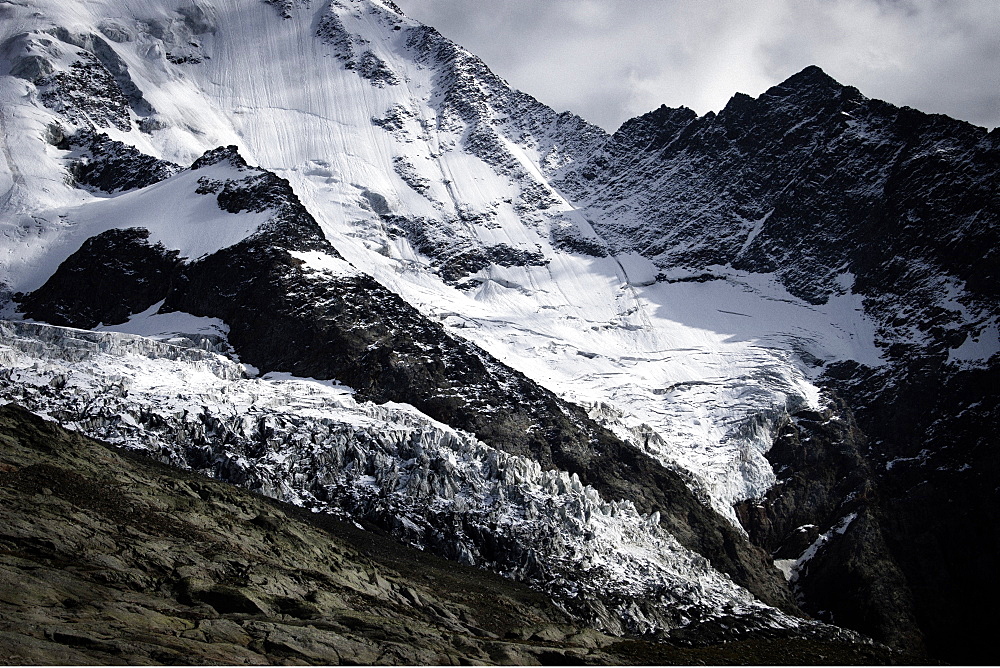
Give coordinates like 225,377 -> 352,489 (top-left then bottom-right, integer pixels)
0,0 -> 895,522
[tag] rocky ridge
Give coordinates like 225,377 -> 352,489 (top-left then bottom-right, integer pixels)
561,65 -> 1000,662
62,130 -> 182,194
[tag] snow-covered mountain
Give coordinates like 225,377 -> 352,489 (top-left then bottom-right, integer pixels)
557,63 -> 1000,661
0,0 -> 996,662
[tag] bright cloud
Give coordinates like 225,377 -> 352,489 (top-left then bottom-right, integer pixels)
395,0 -> 1000,131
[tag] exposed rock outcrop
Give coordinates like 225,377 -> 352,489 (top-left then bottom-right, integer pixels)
66,130 -> 181,193
18,228 -> 181,329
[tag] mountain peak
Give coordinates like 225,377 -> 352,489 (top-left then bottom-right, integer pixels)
190,145 -> 250,171
772,65 -> 843,94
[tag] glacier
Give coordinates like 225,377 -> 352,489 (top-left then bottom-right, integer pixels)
0,319 -> 801,637
0,0 -> 890,525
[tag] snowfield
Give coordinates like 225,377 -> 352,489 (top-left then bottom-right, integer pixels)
0,0 -> 906,525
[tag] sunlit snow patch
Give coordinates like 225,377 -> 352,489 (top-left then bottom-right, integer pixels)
949,322 -> 1000,366
289,250 -> 359,278
95,300 -> 229,340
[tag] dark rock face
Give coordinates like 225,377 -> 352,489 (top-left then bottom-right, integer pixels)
264,0 -> 295,20
570,66 -> 999,662
6,27 -> 153,132
357,50 -> 399,86
67,130 -> 181,192
188,145 -> 332,253
732,360 -> 1000,664
44,27 -> 154,118
316,7 -> 354,59
404,23 -> 605,179
734,399 -> 924,653
36,50 -> 134,132
821,359 -> 1000,664
18,227 -> 180,329
565,66 -> 999,323
314,4 -> 401,86
190,144 -> 251,170
383,213 -> 549,284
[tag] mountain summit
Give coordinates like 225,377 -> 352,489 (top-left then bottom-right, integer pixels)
773,64 -> 844,92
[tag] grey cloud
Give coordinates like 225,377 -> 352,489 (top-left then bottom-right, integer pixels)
395,0 -> 1000,131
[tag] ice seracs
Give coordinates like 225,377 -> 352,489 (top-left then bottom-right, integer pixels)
0,319 -> 801,638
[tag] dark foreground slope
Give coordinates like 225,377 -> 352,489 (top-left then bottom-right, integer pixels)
0,404 -> 898,665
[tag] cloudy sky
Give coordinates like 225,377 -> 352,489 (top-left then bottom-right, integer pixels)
393,0 -> 1000,132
